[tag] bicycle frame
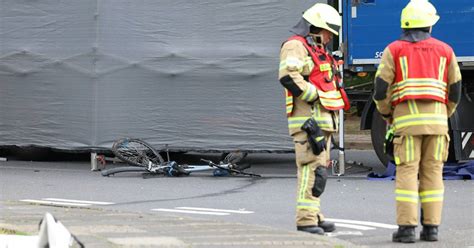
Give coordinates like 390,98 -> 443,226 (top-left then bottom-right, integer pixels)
182,164 -> 232,173
101,159 -> 235,177
104,138 -> 260,177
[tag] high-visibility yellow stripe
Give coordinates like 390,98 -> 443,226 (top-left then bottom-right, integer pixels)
435,102 -> 442,114
393,85 -> 447,95
318,89 -> 344,109
400,56 -> 408,80
300,84 -> 318,102
285,90 -> 293,115
320,98 -> 345,107
394,113 -> 447,122
391,77 -> 447,103
297,199 -> 320,210
395,189 -> 419,203
297,166 -> 322,210
438,57 -> 447,81
391,88 -> 446,101
298,165 -> 310,200
319,63 -> 331,72
408,100 -> 415,114
392,79 -> 447,89
395,156 -> 400,164
405,135 -> 414,162
288,117 -> 310,129
393,113 -> 448,129
279,61 -> 286,71
421,197 -> 443,203
311,105 -> 333,129
405,136 -> 410,162
312,118 -> 332,129
313,104 -> 321,116
419,189 -> 444,196
407,100 -> 419,114
395,189 -> 418,195
420,189 -> 444,203
288,116 -> 332,129
318,90 -> 343,98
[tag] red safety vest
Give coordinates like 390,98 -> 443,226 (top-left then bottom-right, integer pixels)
285,35 -> 350,116
389,37 -> 452,106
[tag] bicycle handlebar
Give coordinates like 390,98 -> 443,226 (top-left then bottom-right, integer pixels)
199,158 -> 260,177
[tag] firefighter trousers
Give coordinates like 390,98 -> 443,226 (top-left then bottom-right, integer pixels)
293,131 -> 332,227
393,134 -> 449,226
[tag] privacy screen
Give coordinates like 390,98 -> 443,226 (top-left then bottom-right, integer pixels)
0,0 -> 323,152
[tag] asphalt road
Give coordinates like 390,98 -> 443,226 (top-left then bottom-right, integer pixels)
1,150 -> 473,247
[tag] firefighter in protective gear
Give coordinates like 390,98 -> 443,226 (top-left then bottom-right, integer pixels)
374,0 -> 462,243
278,3 -> 350,235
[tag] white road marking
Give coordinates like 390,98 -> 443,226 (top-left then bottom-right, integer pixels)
20,198 -> 115,207
20,199 -> 90,207
325,218 -> 398,229
43,198 -> 114,205
176,207 -> 254,214
462,132 -> 472,148
334,223 -> 375,231
325,231 -> 364,237
151,208 -> 230,216
470,150 -> 474,158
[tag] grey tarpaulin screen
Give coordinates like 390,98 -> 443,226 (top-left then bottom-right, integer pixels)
0,0 -> 325,152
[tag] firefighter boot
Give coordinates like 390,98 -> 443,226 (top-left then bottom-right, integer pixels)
318,220 -> 336,232
392,226 -> 416,243
420,225 -> 438,241
297,226 -> 324,235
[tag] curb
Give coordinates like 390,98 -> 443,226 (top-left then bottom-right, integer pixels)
0,201 -> 361,248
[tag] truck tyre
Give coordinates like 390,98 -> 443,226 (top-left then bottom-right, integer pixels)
371,111 -> 389,167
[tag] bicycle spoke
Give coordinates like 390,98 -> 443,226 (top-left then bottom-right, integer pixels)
112,138 -> 164,167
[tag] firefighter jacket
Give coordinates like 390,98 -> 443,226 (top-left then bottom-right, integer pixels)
279,36 -> 344,135
374,30 -> 462,136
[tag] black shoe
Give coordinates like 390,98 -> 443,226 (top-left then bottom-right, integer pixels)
318,221 -> 336,232
420,225 -> 438,241
297,225 -> 324,235
392,226 -> 416,243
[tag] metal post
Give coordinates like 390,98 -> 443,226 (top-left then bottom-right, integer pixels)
337,108 -> 345,176
91,152 -> 98,171
335,0 -> 345,176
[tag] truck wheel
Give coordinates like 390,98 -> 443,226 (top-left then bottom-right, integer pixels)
371,111 -> 389,167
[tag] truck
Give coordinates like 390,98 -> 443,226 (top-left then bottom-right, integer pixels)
340,0 -> 474,165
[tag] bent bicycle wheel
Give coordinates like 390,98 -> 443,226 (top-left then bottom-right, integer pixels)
111,138 -> 164,167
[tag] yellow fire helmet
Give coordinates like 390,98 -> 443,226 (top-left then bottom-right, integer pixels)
302,3 -> 341,35
401,0 -> 440,29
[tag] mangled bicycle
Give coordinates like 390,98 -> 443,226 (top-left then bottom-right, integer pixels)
101,138 -> 261,178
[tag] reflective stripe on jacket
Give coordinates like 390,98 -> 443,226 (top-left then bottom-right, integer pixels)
279,39 -> 338,135
286,36 -> 347,112
389,37 -> 452,106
